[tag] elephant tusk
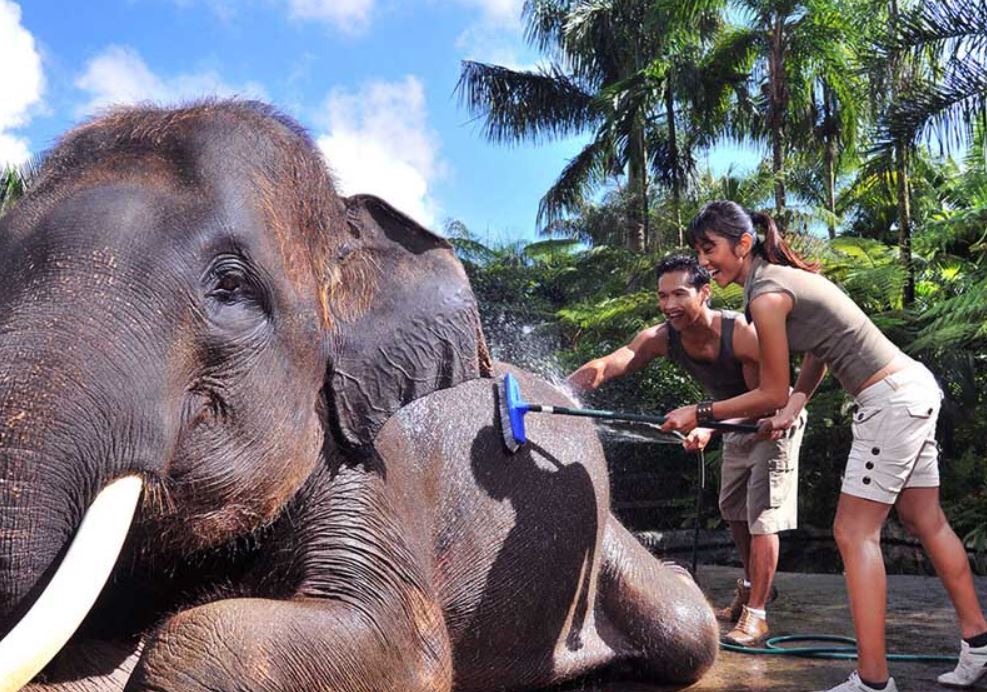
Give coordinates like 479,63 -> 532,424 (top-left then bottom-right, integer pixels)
0,475 -> 143,692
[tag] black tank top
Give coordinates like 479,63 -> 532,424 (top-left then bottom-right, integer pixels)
666,310 -> 749,400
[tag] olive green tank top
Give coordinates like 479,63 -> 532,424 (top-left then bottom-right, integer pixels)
666,310 -> 749,400
743,256 -> 900,393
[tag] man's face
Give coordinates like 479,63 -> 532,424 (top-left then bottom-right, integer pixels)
657,270 -> 709,330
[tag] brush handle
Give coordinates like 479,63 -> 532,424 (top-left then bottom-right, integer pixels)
529,405 -> 759,434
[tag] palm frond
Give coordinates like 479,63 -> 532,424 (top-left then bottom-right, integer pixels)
456,61 -> 597,144
875,58 -> 987,153
522,0 -> 576,57
0,160 -> 39,216
524,238 -> 582,257
537,138 -> 612,228
883,0 -> 987,61
912,274 -> 987,350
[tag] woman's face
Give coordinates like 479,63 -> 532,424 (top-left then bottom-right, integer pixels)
695,232 -> 749,286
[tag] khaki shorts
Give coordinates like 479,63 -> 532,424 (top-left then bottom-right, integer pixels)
842,360 -> 942,504
719,410 -> 806,535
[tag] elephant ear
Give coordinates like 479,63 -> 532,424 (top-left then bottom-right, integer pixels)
324,194 -> 492,449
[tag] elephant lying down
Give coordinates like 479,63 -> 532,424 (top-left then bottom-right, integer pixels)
0,100 -> 717,690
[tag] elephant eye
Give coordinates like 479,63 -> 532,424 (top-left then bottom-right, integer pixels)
205,255 -> 269,314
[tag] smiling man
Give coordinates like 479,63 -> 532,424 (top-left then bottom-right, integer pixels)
567,254 -> 807,647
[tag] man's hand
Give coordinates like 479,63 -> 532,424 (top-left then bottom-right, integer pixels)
682,427 -> 713,451
567,359 -> 607,391
661,404 -> 698,434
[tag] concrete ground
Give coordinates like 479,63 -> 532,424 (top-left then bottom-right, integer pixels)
566,565 -> 987,692
689,565 -> 986,692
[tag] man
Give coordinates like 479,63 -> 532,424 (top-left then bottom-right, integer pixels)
567,254 -> 806,646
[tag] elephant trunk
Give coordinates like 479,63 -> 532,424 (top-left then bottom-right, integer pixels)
0,475 -> 143,691
0,314 -> 170,673
0,330 -> 163,622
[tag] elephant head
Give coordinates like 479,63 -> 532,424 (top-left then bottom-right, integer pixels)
0,101 -> 489,680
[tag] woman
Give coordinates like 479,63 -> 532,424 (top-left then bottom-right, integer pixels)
661,201 -> 987,692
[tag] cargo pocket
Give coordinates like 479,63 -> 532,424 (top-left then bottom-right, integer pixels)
850,406 -> 884,442
906,403 -> 935,421
767,451 -> 794,508
887,403 -> 939,453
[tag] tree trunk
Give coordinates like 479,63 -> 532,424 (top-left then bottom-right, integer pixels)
627,124 -> 647,253
768,11 -> 788,226
823,85 -> 837,239
665,83 -> 683,245
889,0 -> 914,306
895,144 -> 915,306
824,141 -> 837,239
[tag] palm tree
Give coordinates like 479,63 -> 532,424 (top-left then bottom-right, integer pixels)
862,0 -> 982,304
456,0 -> 724,251
709,0 -> 866,227
0,163 -> 34,217
875,0 -> 987,155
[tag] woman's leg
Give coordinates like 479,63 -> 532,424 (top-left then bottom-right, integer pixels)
833,493 -> 894,683
896,486 -> 987,637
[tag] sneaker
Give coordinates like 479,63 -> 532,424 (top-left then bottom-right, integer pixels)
938,640 -> 987,688
722,605 -> 769,647
716,577 -> 780,623
816,671 -> 898,692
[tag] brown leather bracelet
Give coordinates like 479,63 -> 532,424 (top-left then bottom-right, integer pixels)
696,400 -> 715,424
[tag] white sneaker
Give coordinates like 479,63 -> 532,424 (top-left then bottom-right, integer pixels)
817,671 -> 898,692
939,640 -> 987,688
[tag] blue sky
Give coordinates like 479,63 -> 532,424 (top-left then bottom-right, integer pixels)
2,0 -> 759,243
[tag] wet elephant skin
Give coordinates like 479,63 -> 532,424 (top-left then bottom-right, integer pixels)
0,101 -> 717,691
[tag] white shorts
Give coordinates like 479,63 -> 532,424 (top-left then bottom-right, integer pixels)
842,359 -> 942,504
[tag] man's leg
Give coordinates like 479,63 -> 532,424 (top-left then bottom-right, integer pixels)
747,532 -> 779,610
723,420 -> 802,647
718,436 -> 754,623
727,520 -> 752,582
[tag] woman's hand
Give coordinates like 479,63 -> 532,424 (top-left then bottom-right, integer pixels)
756,412 -> 795,440
567,359 -> 607,391
682,427 -> 713,451
757,392 -> 807,439
661,404 -> 698,434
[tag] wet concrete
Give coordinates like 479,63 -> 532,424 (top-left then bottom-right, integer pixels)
566,565 -> 987,692
689,565 -> 987,691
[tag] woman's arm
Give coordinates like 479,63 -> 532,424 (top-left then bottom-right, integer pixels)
661,292 -> 793,432
755,351 -> 827,438
786,351 -> 827,414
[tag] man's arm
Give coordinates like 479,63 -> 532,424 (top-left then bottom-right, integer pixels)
567,324 -> 668,391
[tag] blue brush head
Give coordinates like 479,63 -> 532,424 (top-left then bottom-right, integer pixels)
503,372 -> 529,446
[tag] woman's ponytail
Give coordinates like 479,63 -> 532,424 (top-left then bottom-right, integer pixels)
688,200 -> 820,272
748,211 -> 820,272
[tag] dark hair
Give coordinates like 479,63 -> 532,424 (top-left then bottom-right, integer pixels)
686,200 -> 819,272
655,253 -> 710,289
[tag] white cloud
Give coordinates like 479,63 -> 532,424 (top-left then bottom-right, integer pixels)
287,0 -> 373,33
315,77 -> 443,227
452,0 -> 522,27
449,0 -> 534,69
74,46 -> 267,117
0,0 -> 44,167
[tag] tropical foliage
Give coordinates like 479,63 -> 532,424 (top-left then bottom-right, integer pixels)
446,143 -> 987,566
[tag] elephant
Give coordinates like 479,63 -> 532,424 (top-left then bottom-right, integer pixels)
0,100 -> 717,691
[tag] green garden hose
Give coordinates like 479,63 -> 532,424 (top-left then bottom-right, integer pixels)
721,635 -> 958,662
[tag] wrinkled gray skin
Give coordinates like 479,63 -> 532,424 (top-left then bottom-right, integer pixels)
0,101 -> 717,691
